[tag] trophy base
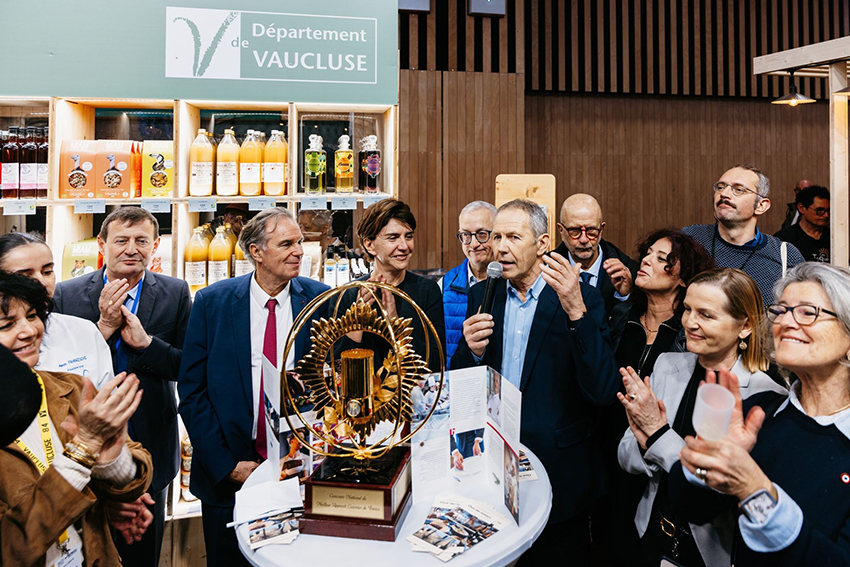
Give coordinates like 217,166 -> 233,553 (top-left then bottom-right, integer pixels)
300,447 -> 412,541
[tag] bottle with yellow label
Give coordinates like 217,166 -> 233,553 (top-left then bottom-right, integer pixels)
234,243 -> 253,277
216,129 -> 239,196
304,134 -> 326,195
189,128 -> 215,197
263,130 -> 288,196
208,226 -> 232,284
184,227 -> 208,294
335,135 -> 354,193
239,130 -> 262,196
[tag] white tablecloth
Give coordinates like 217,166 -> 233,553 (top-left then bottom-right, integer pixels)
236,445 -> 552,567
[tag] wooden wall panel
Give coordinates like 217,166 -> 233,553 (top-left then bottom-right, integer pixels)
397,70 -> 526,271
521,0 -> 848,98
525,93 -> 829,256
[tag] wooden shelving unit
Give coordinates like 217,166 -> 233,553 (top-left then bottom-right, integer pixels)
0,97 -> 398,280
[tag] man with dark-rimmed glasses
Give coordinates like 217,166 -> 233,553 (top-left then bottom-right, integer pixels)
553,193 -> 636,315
682,164 -> 804,305
775,185 -> 831,263
440,201 -> 497,367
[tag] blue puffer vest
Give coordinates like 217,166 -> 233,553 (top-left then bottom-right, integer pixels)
442,259 -> 471,368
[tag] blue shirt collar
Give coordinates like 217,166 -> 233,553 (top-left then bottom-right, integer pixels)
774,381 -> 850,441
566,245 -> 603,279
714,224 -> 763,248
506,272 -> 546,302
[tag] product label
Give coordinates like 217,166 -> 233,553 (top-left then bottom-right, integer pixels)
185,261 -> 206,286
306,152 -> 326,177
208,260 -> 229,284
240,162 -> 261,183
217,162 -> 238,186
323,263 -> 336,287
19,164 -> 37,190
234,259 -> 253,277
365,154 -> 381,178
263,162 -> 284,183
1,163 -> 19,189
336,261 -> 350,285
36,164 -> 49,190
335,151 -> 353,178
191,162 -> 213,185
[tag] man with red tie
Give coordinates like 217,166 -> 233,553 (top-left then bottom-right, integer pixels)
178,208 -> 328,566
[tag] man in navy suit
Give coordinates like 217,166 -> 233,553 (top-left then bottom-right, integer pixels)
452,199 -> 619,564
54,206 -> 191,566
178,208 -> 328,567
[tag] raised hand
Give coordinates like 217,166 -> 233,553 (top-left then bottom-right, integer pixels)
603,258 -> 633,296
539,252 -> 586,321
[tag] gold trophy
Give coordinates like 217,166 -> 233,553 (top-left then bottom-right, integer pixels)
280,281 -> 445,541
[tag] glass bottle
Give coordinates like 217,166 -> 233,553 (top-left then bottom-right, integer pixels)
335,246 -> 351,285
358,135 -> 381,194
208,226 -> 233,284
1,127 -> 21,199
184,227 -> 209,294
189,128 -> 215,197
334,135 -> 354,193
239,130 -> 262,196
234,243 -> 253,277
224,222 -> 238,274
323,245 -> 336,287
36,126 -> 49,199
216,129 -> 239,196
304,134 -> 326,195
19,127 -> 38,199
263,130 -> 287,196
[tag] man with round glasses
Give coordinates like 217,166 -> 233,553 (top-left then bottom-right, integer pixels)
553,193 -> 636,315
682,164 -> 804,305
774,185 -> 830,263
440,201 -> 497,367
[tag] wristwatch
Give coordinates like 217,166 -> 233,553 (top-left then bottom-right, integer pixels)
740,488 -> 778,524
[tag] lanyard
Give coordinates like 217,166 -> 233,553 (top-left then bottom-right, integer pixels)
14,371 -> 55,474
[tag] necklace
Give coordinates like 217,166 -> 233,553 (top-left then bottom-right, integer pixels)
640,314 -> 659,335
798,389 -> 850,417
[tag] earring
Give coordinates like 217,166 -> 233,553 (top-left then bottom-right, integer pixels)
739,339 -> 748,351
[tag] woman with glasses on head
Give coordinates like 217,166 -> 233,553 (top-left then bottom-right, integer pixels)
617,268 -> 786,567
668,262 -> 850,566
0,233 -> 114,390
0,271 -> 153,566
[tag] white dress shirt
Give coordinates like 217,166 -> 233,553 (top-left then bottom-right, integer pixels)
249,275 -> 294,440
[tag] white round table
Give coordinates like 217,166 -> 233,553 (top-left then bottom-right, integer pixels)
236,445 -> 552,566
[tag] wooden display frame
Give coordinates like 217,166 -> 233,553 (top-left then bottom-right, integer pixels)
0,97 -> 398,279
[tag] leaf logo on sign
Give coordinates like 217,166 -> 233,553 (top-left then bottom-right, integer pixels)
172,11 -> 238,77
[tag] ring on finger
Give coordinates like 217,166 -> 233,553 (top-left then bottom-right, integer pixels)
628,392 -> 637,400
696,467 -> 708,482
108,300 -> 114,306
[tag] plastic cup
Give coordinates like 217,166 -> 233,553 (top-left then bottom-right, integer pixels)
691,383 -> 735,440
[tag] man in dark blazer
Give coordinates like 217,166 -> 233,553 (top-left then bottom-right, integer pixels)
54,206 -> 191,566
554,193 -> 637,315
453,199 -> 619,564
178,208 -> 329,567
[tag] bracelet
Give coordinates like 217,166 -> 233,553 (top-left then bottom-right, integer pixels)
63,441 -> 99,469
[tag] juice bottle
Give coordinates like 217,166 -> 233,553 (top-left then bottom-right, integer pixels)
1,127 -> 21,199
36,126 -> 49,199
263,130 -> 287,196
189,128 -> 215,197
304,134 -> 326,195
234,243 -> 253,277
239,130 -> 262,196
216,129 -> 239,196
184,227 -> 208,294
334,135 -> 354,193
19,127 -> 38,199
208,226 -> 232,284
224,222 -> 238,274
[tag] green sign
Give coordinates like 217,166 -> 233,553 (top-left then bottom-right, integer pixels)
0,1 -> 398,105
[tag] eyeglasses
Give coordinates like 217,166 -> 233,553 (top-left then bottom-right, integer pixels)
559,225 -> 603,239
766,304 -> 839,326
457,230 -> 492,245
808,207 -> 830,217
712,181 -> 758,197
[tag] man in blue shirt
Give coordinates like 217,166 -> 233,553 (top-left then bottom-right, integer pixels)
452,199 -> 619,564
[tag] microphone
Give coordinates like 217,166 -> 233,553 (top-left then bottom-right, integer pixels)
479,262 -> 503,315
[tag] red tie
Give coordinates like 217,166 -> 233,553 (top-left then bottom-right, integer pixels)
257,298 -> 278,459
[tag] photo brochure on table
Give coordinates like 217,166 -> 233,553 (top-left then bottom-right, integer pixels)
410,366 -> 522,525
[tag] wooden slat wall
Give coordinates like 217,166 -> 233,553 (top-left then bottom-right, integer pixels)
525,93 -> 830,256
519,0 -> 850,98
398,70 -> 526,271
399,0 -> 524,73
